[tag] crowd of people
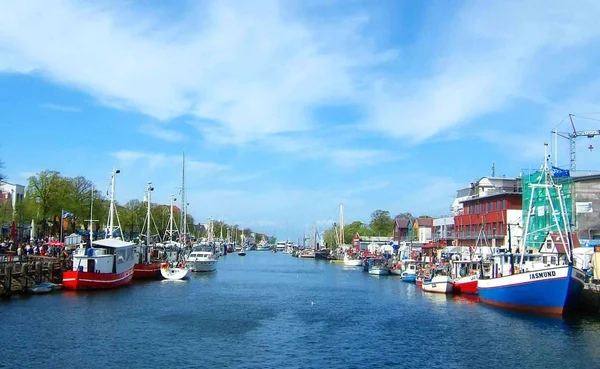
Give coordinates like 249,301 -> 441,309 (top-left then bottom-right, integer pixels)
0,238 -> 70,261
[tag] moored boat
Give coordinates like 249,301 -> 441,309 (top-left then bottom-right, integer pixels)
477,144 -> 585,315
63,169 -> 136,290
160,261 -> 191,280
343,253 -> 363,267
422,275 -> 454,294
63,238 -> 136,290
186,250 -> 217,272
400,260 -> 418,282
368,259 -> 390,275
133,182 -> 164,279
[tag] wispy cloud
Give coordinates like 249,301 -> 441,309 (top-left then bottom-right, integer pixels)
111,150 -> 228,174
40,103 -> 81,113
140,124 -> 186,142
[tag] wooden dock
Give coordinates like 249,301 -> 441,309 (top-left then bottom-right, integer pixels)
0,256 -> 67,296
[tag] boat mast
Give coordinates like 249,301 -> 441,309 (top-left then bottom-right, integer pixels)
169,194 -> 176,243
146,182 -> 153,246
339,203 -> 344,247
181,152 -> 186,248
85,185 -> 98,246
106,169 -> 122,239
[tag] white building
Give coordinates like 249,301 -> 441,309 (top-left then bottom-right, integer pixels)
0,181 -> 25,209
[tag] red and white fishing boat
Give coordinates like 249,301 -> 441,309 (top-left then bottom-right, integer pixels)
451,260 -> 483,295
63,169 -> 136,290
63,238 -> 135,289
133,181 -> 165,279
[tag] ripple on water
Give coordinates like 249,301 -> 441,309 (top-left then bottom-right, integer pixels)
1,252 -> 600,369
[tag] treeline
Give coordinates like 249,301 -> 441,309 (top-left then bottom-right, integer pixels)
321,210 -> 424,247
1,170 -> 271,243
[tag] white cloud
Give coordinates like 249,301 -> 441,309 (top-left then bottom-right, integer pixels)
140,124 -> 186,142
2,1 -> 596,153
110,150 -> 228,174
40,103 -> 81,112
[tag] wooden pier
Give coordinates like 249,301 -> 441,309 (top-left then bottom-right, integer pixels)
0,256 -> 67,296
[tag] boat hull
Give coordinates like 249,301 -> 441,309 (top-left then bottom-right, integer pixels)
160,266 -> 191,280
422,277 -> 454,294
478,265 -> 585,315
343,258 -> 363,267
453,275 -> 479,295
63,268 -> 134,290
389,268 -> 403,275
133,263 -> 164,279
401,273 -> 417,283
190,260 -> 217,272
368,267 -> 390,275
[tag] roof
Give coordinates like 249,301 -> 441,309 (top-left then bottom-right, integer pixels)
461,191 -> 522,204
416,217 -> 433,227
93,238 -> 135,248
395,219 -> 410,228
540,232 -> 581,253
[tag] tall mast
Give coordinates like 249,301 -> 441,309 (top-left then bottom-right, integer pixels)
106,169 -> 122,239
169,194 -> 176,242
146,182 -> 153,246
339,203 -> 344,246
85,185 -> 98,246
181,152 -> 186,247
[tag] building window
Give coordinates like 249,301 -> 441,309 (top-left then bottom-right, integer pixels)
551,256 -> 556,264
543,256 -> 547,263
502,199 -> 507,210
485,203 -> 489,213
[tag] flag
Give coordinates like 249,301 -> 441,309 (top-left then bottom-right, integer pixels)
62,210 -> 73,219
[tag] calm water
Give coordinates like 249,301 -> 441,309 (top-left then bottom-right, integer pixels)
2,252 -> 600,369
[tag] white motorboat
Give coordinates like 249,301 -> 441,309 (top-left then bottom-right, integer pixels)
343,254 -> 363,267
422,275 -> 453,294
186,250 -> 217,272
160,262 -> 191,280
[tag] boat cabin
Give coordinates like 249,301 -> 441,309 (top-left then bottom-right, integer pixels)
72,238 -> 135,274
189,251 -> 215,260
538,232 -> 580,266
488,253 -> 549,278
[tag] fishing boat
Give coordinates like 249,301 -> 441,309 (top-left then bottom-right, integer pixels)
343,253 -> 363,267
161,153 -> 192,280
368,258 -> 390,275
478,144 -> 585,315
133,182 -> 165,279
400,259 -> 418,282
452,260 -> 490,295
187,250 -> 217,272
422,272 -> 454,294
389,261 -> 403,275
63,170 -> 136,290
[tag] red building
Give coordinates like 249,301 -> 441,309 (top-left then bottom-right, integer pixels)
452,176 -> 523,249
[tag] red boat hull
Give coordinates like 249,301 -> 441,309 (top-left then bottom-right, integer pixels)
453,279 -> 478,295
62,268 -> 134,290
133,263 -> 164,279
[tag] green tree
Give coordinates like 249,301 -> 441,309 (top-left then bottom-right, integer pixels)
370,210 -> 393,236
343,220 -> 372,243
394,212 -> 414,220
27,171 -> 67,237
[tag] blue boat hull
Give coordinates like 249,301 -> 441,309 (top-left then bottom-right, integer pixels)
478,265 -> 585,315
401,274 -> 416,283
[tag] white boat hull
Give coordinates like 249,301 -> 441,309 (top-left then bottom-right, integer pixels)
343,257 -> 363,267
160,266 -> 191,280
389,268 -> 403,275
188,260 -> 217,272
369,267 -> 390,275
422,276 -> 453,294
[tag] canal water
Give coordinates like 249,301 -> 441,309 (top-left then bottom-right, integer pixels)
2,252 -> 600,369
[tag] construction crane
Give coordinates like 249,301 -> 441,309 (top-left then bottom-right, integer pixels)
552,114 -> 600,171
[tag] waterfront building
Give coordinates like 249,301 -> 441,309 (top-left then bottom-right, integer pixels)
571,173 -> 600,244
453,176 -> 522,249
0,181 -> 25,209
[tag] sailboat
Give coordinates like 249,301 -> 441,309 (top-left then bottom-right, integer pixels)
161,153 -> 192,280
478,143 -> 585,315
62,170 -> 136,290
133,182 -> 166,279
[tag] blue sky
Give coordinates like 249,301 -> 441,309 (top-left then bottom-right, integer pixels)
1,0 -> 600,240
